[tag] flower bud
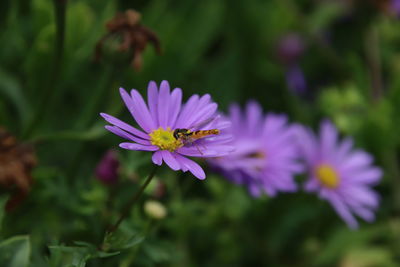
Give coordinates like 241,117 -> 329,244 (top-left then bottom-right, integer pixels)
144,200 -> 167,220
95,150 -> 119,185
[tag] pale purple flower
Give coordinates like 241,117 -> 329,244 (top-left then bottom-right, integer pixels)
210,102 -> 302,197
296,120 -> 382,229
391,0 -> 400,17
286,65 -> 307,94
277,33 -> 304,66
95,150 -> 119,185
100,80 -> 233,180
277,33 -> 308,94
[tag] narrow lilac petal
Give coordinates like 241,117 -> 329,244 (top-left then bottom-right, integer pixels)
341,186 -> 379,208
347,201 -> 375,222
336,137 -> 353,161
175,95 -> 200,128
100,113 -> 149,139
130,89 -> 157,131
345,168 -> 382,185
246,101 -> 263,135
178,94 -> 211,128
147,81 -> 159,125
105,126 -> 150,145
175,154 -> 206,179
341,151 -> 373,172
119,88 -> 153,133
119,142 -> 159,151
152,151 -> 163,165
229,104 -> 242,130
187,103 -> 218,128
177,147 -> 219,157
294,125 -> 317,163
157,80 -> 171,128
354,207 -> 375,222
320,120 -> 338,159
327,192 -> 359,229
168,88 -> 182,128
161,150 -> 181,171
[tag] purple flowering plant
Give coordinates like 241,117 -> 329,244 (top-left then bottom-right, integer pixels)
100,80 -> 233,180
296,120 -> 382,229
210,102 -> 303,197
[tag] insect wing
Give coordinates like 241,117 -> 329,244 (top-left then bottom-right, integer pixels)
189,115 -> 220,131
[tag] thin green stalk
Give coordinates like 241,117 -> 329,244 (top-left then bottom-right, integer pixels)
107,166 -> 158,234
23,0 -> 67,139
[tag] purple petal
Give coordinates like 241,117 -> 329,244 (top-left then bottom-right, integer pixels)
246,101 -> 263,135
345,168 -> 382,185
119,88 -> 153,133
320,120 -> 338,159
100,113 -> 149,140
340,151 -> 373,172
147,81 -> 159,126
152,151 -> 163,165
341,186 -> 379,208
294,125 -> 317,163
119,142 -> 159,151
175,154 -> 206,179
326,191 -> 359,229
157,80 -> 171,128
175,94 -> 200,128
347,201 -> 375,222
161,150 -> 180,171
105,125 -> 151,145
335,137 -> 354,163
130,89 -> 157,131
168,88 -> 182,128
188,103 -> 218,128
177,147 -> 220,158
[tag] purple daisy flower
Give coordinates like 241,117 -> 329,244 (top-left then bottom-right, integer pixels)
210,102 -> 303,197
296,120 -> 382,229
100,80 -> 233,180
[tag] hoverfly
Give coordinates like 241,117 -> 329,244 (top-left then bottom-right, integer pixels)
173,117 -> 220,154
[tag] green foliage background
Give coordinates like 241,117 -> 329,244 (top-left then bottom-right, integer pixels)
1,0 -> 400,266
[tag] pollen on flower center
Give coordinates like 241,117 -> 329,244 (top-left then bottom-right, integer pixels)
315,164 -> 340,189
149,127 -> 182,152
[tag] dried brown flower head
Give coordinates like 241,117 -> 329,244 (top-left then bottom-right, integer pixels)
95,9 -> 161,71
0,128 -> 36,211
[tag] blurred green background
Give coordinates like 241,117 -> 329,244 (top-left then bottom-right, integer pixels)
1,0 -> 400,266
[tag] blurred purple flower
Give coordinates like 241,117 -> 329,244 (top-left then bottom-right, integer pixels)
95,150 -> 120,185
100,81 -> 233,180
277,33 -> 308,94
296,121 -> 382,229
391,0 -> 400,17
286,65 -> 307,94
210,102 -> 302,197
277,33 -> 304,66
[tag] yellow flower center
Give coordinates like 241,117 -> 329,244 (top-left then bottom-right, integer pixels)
149,127 -> 183,152
315,164 -> 340,189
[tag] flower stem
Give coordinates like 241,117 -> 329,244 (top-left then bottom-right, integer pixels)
107,166 -> 158,234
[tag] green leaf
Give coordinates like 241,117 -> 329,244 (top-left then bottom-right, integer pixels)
49,241 -> 120,267
0,68 -> 30,126
0,235 -> 31,267
102,224 -> 144,251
